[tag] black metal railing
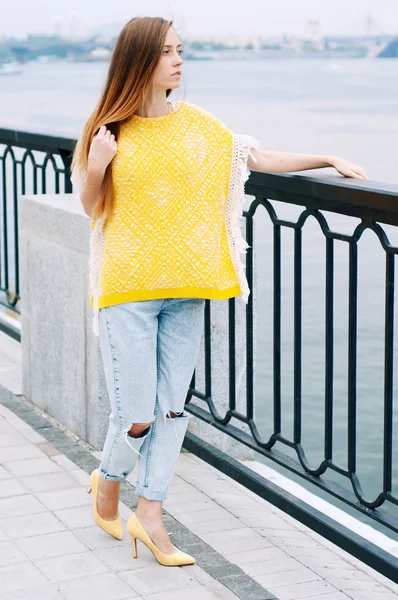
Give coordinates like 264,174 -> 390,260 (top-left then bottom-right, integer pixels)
185,172 -> 398,581
1,129 -> 398,581
0,129 -> 75,339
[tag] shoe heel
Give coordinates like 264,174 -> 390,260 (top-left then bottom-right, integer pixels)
87,487 -> 92,494
131,534 -> 138,558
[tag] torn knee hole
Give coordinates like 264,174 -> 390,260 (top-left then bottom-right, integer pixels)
127,422 -> 152,438
166,411 -> 184,419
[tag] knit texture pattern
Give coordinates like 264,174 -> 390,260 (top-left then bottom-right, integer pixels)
72,100 -> 260,336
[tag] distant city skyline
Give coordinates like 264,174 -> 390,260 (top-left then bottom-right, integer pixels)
2,0 -> 397,40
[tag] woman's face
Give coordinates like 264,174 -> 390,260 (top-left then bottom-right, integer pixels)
152,27 -> 184,90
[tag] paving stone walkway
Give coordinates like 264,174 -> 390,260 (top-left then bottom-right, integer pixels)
1,336 -> 398,599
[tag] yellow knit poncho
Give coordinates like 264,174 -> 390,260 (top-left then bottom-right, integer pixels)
73,100 -> 260,335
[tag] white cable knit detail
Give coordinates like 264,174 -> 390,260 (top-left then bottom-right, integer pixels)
70,166 -> 87,191
71,165 -> 103,336
89,218 -> 105,336
226,133 -> 261,304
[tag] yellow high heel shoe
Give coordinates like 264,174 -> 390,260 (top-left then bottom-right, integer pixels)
87,469 -> 123,540
127,513 -> 196,566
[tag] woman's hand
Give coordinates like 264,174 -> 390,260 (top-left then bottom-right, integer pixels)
88,126 -> 117,174
331,157 -> 369,180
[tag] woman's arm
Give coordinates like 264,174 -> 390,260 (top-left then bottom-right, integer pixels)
248,148 -> 369,180
77,126 -> 118,217
80,166 -> 106,218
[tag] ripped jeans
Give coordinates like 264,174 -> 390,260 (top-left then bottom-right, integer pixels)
98,297 -> 205,501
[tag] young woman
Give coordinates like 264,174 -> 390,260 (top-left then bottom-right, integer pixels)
71,16 -> 368,567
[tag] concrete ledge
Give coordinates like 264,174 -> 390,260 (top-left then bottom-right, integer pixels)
19,193 -> 109,449
19,192 -> 89,253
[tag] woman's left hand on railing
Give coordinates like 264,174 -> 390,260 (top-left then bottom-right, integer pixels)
330,157 -> 369,180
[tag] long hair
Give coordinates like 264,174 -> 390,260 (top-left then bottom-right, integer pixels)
71,17 -> 174,223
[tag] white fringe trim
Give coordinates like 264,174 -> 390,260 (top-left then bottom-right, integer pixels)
71,166 -> 104,337
89,218 -> 105,337
70,166 -> 87,191
226,133 -> 261,304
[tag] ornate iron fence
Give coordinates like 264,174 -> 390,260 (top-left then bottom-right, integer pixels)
1,129 -> 398,580
185,172 -> 398,581
0,129 -> 75,339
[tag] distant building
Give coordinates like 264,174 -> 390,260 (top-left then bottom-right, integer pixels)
51,16 -> 64,38
67,12 -> 82,40
304,20 -> 323,43
303,20 -> 324,52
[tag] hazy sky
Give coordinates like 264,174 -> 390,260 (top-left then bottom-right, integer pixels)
2,0 -> 397,39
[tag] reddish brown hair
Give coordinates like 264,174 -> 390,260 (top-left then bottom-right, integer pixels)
71,17 -> 174,223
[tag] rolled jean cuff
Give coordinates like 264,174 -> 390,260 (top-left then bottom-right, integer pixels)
134,483 -> 168,501
99,467 -> 128,482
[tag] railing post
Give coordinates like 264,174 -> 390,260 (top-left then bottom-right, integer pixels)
59,148 -> 73,193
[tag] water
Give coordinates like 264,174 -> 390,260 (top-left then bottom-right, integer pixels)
1,59 -> 398,529
1,59 -> 398,187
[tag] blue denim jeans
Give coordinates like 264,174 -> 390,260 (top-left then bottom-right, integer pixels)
98,297 -> 205,501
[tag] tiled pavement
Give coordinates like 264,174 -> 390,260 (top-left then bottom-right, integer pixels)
1,338 -> 398,599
